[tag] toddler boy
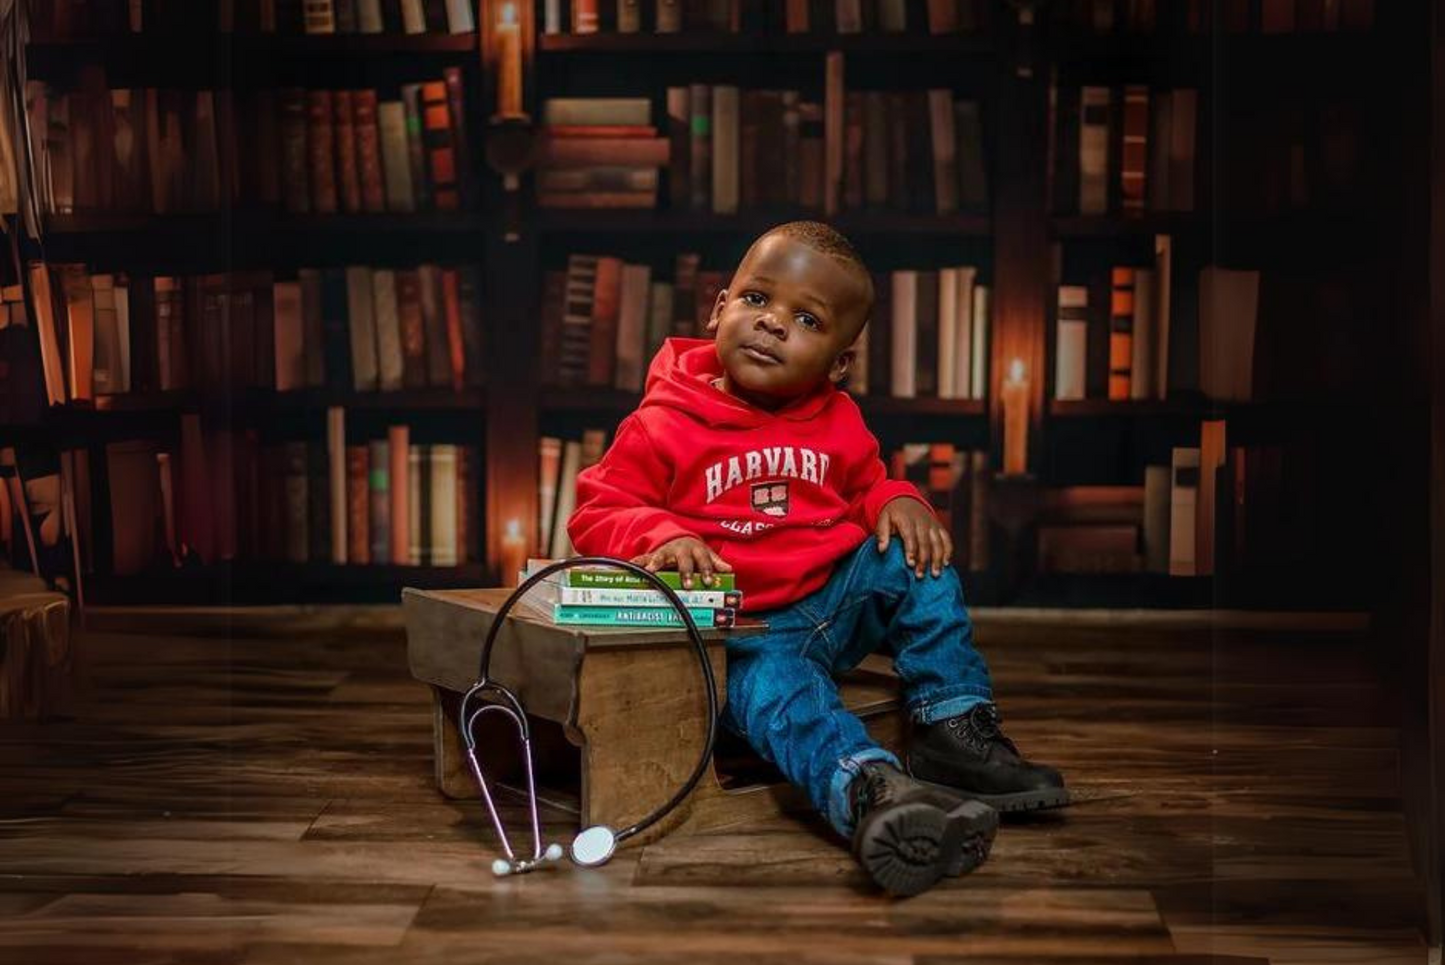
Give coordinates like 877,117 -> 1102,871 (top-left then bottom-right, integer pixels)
568,221 -> 1067,896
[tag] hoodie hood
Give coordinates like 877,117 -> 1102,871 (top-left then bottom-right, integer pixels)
640,337 -> 839,429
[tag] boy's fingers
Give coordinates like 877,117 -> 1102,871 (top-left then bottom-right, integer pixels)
695,546 -> 715,586
876,511 -> 891,551
677,551 -> 696,588
709,551 -> 734,573
940,527 -> 954,566
913,520 -> 929,577
930,528 -> 947,576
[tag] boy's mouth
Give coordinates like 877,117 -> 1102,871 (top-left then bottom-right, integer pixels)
741,343 -> 782,364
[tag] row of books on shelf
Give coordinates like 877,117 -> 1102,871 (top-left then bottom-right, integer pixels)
537,251 -> 992,400
10,262 -> 484,412
31,0 -> 476,35
1055,0 -> 1376,35
1050,81 -> 1367,219
542,0 -> 989,35
538,83 -> 987,215
102,413 -> 478,577
24,70 -> 471,217
1035,420 -> 1295,579
1051,84 -> 1197,218
1053,251 -> 1367,406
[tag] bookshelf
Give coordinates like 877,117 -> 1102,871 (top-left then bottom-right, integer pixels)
2,0 -> 1426,612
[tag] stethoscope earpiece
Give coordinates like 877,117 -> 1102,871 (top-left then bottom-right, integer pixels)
462,557 -> 720,879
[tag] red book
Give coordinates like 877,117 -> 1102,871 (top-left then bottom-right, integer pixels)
388,425 -> 409,565
587,257 -> 622,387
346,445 -> 370,565
396,269 -> 428,389
352,89 -> 386,213
333,90 -> 361,213
442,68 -> 471,209
419,81 -> 459,211
441,269 -> 466,391
306,89 -> 338,214
1108,267 -> 1135,401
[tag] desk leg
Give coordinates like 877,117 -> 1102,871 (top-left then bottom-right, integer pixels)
574,644 -> 731,844
431,688 -> 476,799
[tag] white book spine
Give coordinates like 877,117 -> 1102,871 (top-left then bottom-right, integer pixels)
372,269 -> 404,392
345,267 -> 379,391
400,0 -> 428,33
377,102 -> 415,213
1055,284 -> 1088,401
430,445 -> 459,566
1168,447 -> 1199,577
937,268 -> 957,398
545,0 -> 561,33
549,440 -> 582,559
711,85 -> 739,215
890,271 -> 917,398
445,0 -> 476,32
927,89 -> 957,214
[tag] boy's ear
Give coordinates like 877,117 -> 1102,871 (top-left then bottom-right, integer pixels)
829,346 -> 854,385
704,288 -> 728,336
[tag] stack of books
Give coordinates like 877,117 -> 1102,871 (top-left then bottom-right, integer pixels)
535,98 -> 668,210
520,559 -> 743,628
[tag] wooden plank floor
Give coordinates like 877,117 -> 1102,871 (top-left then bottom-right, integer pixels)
0,617 -> 1429,964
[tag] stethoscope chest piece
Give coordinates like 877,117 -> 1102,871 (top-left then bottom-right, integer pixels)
570,825 -> 617,867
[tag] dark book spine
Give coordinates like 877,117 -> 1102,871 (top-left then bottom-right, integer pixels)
914,269 -> 938,397
320,268 -> 352,390
307,440 -> 330,562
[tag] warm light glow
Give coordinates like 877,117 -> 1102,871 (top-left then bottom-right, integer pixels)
499,2 -> 517,26
504,518 -> 523,541
1008,358 -> 1026,383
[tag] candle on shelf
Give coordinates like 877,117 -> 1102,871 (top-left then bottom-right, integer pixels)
500,517 -> 527,587
1001,358 -> 1030,476
495,1 -> 524,120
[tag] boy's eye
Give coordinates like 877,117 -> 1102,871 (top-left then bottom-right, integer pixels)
742,292 -> 765,306
797,314 -> 820,331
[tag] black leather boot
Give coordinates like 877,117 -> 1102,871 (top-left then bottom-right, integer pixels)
848,760 -> 998,897
908,703 -> 1070,813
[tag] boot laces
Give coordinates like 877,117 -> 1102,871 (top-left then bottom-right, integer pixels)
947,704 -> 1020,757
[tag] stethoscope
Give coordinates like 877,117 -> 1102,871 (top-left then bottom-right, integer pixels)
459,556 -> 721,876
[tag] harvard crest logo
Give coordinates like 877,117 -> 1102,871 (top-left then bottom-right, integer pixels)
751,481 -> 790,518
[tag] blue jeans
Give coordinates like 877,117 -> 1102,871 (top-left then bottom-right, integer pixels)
721,538 -> 994,838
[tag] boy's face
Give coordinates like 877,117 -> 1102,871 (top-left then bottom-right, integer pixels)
705,233 -> 871,410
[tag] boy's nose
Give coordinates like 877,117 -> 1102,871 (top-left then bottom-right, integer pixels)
754,313 -> 787,339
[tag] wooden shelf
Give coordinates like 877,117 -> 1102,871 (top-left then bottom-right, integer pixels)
1050,214 -> 1204,239
539,387 -> 986,418
1047,398 -> 1208,417
538,32 -> 993,54
860,396 -> 986,416
534,210 -> 991,237
45,388 -> 485,420
44,212 -> 484,235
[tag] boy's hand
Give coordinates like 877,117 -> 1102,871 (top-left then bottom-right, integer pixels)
632,536 -> 733,589
876,497 -> 952,578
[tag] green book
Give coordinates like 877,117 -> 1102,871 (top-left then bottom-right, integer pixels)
557,568 -> 737,592
551,605 -> 738,628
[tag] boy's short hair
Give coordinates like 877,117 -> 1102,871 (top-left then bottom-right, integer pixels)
764,220 -> 874,337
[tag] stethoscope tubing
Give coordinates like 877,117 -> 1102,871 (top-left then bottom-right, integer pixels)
461,555 -> 721,849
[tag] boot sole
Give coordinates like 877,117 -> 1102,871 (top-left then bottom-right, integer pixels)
855,798 -> 998,897
919,780 -> 1072,814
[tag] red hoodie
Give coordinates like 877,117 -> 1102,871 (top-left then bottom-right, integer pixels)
567,338 -> 928,612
